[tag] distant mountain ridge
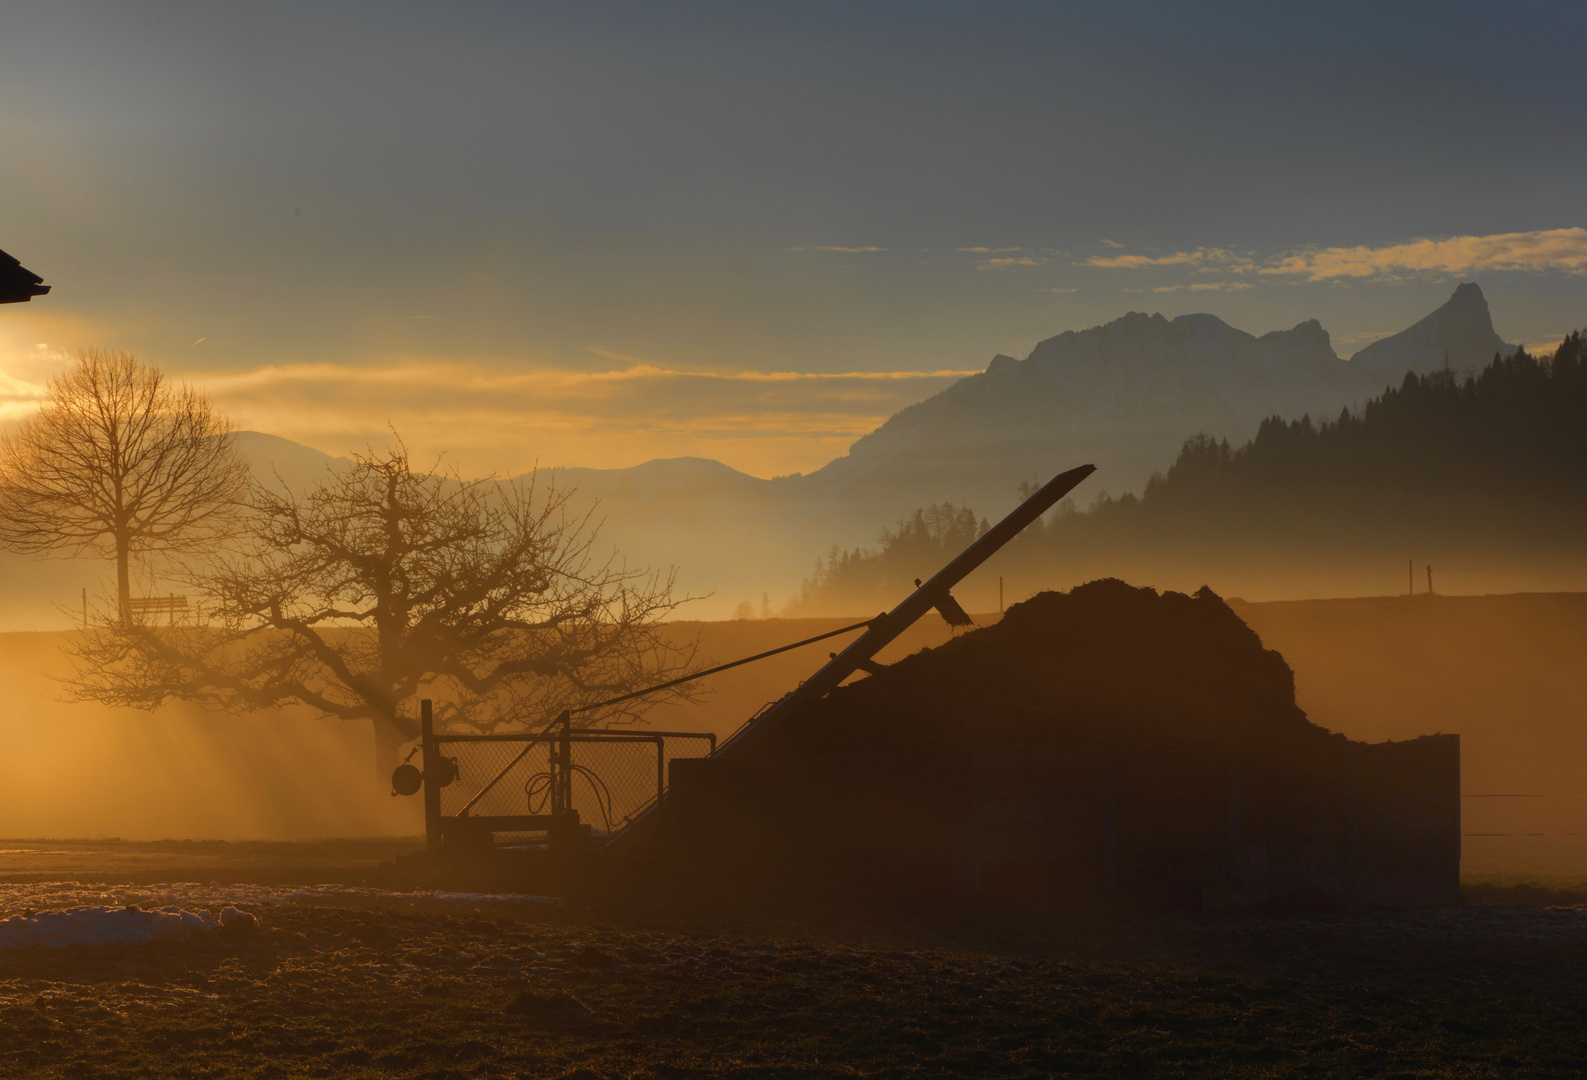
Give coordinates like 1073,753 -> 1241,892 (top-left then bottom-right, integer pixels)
808,283 -> 1513,516
0,284 -> 1521,627
810,312 -> 1368,510
227,283 -> 1523,618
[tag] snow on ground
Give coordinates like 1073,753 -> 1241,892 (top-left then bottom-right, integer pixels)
0,882 -> 558,919
0,904 -> 216,949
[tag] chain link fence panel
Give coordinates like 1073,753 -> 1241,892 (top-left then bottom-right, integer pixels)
433,730 -> 714,842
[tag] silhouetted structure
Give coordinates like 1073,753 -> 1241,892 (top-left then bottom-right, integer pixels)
0,248 -> 49,304
666,581 -> 1460,912
404,466 -> 1460,914
406,466 -> 1096,854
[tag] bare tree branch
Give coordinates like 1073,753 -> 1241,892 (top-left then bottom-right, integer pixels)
0,349 -> 248,621
68,439 -> 701,779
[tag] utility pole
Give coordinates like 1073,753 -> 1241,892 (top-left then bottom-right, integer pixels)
1426,565 -> 1434,596
999,576 -> 1004,614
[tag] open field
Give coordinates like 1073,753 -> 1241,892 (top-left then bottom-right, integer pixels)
2,840 -> 1587,1079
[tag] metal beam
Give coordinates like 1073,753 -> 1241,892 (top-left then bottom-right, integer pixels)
713,462 -> 1095,756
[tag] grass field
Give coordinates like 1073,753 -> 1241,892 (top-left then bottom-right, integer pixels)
2,841 -> 1586,1079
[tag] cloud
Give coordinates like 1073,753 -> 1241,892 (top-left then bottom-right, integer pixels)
1085,228 -> 1587,283
1036,287 -> 1079,294
1083,247 -> 1254,271
787,245 -> 887,253
1261,228 -> 1587,281
974,256 -> 1050,269
1097,239 -> 1126,249
0,302 -> 980,478
177,360 -> 981,478
1152,281 -> 1254,293
956,246 -> 1026,253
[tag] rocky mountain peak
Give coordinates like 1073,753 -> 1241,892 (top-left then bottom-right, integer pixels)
1347,283 -> 1513,385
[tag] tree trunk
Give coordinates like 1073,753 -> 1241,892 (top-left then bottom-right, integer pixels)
116,535 -> 131,625
372,714 -> 416,789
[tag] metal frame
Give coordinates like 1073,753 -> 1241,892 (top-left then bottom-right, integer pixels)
418,700 -> 715,852
403,463 -> 1096,859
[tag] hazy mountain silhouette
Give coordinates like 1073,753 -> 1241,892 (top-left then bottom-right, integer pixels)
794,332 -> 1587,613
0,285 -> 1525,626
199,284 -> 1542,617
806,312 -> 1369,512
233,431 -> 352,493
805,283 -> 1510,517
1348,283 -> 1514,382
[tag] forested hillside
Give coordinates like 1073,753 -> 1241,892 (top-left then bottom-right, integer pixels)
795,332 -> 1587,612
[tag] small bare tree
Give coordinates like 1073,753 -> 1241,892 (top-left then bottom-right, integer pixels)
69,441 -> 698,778
0,349 -> 247,621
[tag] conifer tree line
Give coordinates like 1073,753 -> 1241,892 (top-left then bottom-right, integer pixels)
787,503 -> 988,616
795,331 -> 1587,613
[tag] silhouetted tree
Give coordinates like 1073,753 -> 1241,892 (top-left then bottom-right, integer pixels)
0,349 -> 247,622
69,441 -> 697,778
789,502 -> 988,614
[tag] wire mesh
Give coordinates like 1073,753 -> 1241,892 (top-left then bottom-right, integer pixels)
433,730 -> 714,841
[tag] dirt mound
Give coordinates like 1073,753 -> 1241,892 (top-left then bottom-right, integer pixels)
772,578 -> 1342,762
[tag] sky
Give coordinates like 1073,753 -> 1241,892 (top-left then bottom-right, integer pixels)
2,1 -> 1586,478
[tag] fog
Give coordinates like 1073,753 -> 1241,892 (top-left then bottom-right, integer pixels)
1234,593 -> 1587,879
0,632 -> 422,840
0,618 -> 960,843
3,593 -> 1585,881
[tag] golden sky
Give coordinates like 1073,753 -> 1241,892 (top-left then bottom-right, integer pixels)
3,5 -> 1586,477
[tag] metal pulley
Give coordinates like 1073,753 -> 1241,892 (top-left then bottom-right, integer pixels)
390,763 -> 422,797
391,754 -> 459,797
429,755 -> 459,788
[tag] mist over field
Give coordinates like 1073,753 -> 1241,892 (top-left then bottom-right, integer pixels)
4,590 -> 1587,878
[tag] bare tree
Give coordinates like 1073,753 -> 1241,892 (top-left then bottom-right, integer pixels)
69,441 -> 698,778
0,349 -> 247,621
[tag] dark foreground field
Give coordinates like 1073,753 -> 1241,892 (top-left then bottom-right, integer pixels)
1,843 -> 1586,1079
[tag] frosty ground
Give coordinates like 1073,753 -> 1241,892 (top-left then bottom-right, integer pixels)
1,841 -> 1585,1079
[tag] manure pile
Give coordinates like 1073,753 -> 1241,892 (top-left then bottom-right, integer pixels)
771,578 -> 1346,762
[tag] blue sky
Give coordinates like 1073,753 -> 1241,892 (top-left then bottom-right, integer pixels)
2,1 -> 1585,475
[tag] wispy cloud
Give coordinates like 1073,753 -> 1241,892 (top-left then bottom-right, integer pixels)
975,255 -> 1050,269
1261,228 -> 1587,280
956,246 -> 1026,254
1036,287 -> 1079,294
202,362 -> 981,395
1097,239 -> 1126,249
178,361 -> 980,478
0,370 -> 52,422
787,245 -> 887,253
1152,281 -> 1253,293
1084,247 -> 1254,271
1084,228 -> 1587,283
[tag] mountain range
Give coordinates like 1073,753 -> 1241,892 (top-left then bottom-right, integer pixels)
0,283 -> 1519,625
804,281 -> 1511,511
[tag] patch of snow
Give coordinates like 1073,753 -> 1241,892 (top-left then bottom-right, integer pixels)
0,905 -> 216,949
219,905 -> 258,930
0,882 -> 559,915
